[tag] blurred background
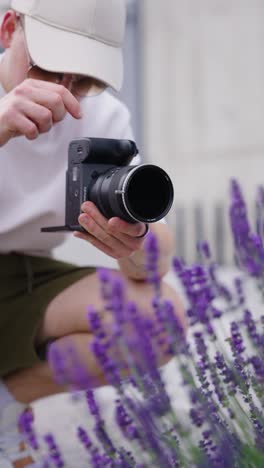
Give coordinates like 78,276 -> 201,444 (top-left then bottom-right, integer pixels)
1,0 -> 264,267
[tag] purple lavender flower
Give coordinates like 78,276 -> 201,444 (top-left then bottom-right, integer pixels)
86,389 -> 102,422
18,408 -> 39,451
249,356 -> 264,384
214,352 -> 237,396
230,179 -> 264,277
43,433 -> 64,468
47,343 -> 69,386
77,426 -> 93,451
115,399 -> 139,441
243,309 -> 264,351
173,260 -> 216,334
36,180 -> 264,467
144,231 -> 161,292
90,338 -> 122,387
230,321 -> 245,356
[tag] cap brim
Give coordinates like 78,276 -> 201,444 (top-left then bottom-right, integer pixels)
24,16 -> 123,92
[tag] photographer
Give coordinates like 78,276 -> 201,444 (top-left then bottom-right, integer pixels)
0,0 -> 185,465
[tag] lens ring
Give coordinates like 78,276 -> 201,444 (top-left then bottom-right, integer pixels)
121,164 -> 174,223
134,223 -> 149,239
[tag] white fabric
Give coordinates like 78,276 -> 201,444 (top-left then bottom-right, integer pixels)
0,61 -> 140,257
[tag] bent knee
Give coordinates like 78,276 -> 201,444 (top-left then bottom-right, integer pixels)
126,276 -> 187,330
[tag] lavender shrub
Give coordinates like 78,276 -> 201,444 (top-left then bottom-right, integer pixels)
20,179 -> 264,467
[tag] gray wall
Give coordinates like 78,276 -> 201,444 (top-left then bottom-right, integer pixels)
141,0 -> 264,264
111,0 -> 142,150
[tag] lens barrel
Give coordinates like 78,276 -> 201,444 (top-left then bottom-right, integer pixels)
90,164 -> 174,223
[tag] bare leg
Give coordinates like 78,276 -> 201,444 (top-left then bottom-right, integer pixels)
4,333 -> 108,404
38,270 -> 185,341
4,361 -> 64,404
5,270 -> 185,404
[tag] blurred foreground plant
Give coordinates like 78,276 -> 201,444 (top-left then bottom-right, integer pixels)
20,180 -> 264,467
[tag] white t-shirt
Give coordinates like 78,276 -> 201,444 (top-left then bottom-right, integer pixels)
0,72 -> 140,256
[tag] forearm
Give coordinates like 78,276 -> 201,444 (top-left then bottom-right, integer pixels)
117,223 -> 174,280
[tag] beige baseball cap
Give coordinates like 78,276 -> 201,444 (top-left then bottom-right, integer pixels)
11,0 -> 126,91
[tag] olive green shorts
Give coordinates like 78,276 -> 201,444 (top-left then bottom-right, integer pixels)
0,252 -> 95,378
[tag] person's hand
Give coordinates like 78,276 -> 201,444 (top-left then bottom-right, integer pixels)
0,78 -> 82,146
74,201 -> 148,259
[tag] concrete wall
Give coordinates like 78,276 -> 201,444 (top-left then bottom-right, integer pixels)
140,0 -> 264,263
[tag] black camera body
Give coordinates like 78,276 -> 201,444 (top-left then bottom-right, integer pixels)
41,138 -> 174,233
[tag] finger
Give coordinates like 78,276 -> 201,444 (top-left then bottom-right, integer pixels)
73,230 -> 121,259
78,214 -> 132,258
18,100 -> 53,134
24,79 -> 82,119
25,88 -> 67,122
81,201 -> 108,230
108,217 -> 147,238
81,202 -> 144,250
5,112 -> 39,141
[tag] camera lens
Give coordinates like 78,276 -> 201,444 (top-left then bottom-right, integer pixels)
123,165 -> 174,222
89,164 -> 174,223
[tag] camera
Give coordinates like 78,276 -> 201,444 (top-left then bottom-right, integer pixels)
41,138 -> 174,233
